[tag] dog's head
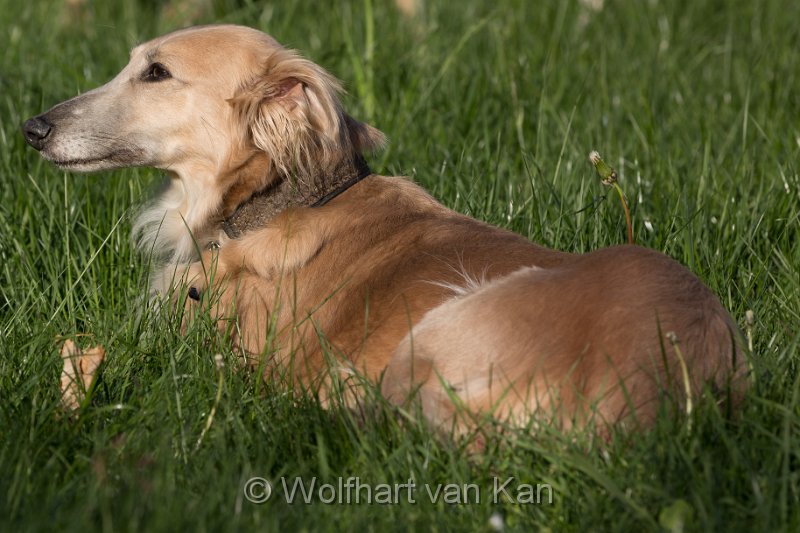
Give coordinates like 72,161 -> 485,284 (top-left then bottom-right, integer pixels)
22,24 -> 384,186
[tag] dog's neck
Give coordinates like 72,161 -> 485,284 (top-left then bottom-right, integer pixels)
220,153 -> 371,239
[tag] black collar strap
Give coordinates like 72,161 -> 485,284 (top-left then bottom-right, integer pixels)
221,154 -> 371,239
310,163 -> 372,208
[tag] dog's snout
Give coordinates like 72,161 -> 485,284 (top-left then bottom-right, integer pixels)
22,116 -> 53,151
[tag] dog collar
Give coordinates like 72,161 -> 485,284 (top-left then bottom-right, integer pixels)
221,154 -> 371,239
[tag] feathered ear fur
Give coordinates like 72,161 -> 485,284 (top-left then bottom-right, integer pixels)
228,48 -> 385,182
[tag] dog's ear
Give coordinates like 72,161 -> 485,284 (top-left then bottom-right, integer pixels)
344,114 -> 386,155
229,49 -> 384,178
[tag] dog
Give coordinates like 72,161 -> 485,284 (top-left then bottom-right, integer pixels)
23,24 -> 747,434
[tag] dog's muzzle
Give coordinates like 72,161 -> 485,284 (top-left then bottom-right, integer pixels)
22,116 -> 53,151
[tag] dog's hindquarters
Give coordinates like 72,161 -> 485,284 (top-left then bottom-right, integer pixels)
381,245 -> 748,434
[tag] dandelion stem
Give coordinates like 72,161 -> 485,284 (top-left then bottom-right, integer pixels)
612,182 -> 633,245
667,332 -> 693,428
589,151 -> 634,245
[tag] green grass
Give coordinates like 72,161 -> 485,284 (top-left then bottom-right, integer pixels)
2,0 -> 799,530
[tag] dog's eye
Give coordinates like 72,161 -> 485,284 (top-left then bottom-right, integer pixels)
141,62 -> 171,82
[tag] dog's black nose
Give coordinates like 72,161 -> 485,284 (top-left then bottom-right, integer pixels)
22,116 -> 53,151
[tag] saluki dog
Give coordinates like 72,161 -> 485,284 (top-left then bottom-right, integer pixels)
23,25 -> 747,434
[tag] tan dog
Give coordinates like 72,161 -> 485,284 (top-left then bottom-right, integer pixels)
23,25 -> 747,434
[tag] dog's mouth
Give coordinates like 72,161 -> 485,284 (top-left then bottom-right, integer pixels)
50,149 -> 143,170
53,156 -> 116,168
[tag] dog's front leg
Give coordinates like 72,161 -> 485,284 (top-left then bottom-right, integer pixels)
181,249 -> 295,368
177,248 -> 241,332
224,211 -> 328,280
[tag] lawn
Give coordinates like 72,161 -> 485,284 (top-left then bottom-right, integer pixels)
1,0 -> 799,531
